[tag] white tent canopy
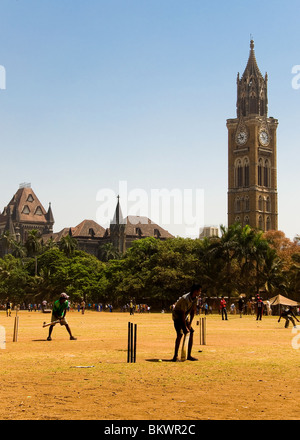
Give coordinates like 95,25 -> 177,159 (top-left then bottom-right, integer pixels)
266,294 -> 300,307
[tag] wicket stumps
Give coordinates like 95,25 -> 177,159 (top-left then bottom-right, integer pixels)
199,317 -> 206,345
13,315 -> 19,342
127,322 -> 137,363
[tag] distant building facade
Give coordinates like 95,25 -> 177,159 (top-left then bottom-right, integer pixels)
0,186 -> 173,258
108,196 -> 174,254
199,226 -> 219,239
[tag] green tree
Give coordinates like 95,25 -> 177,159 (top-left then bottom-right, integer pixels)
24,229 -> 42,257
1,231 -> 15,254
262,247 -> 285,296
0,254 -> 29,301
98,243 -> 120,262
25,229 -> 43,276
206,224 -> 241,298
59,234 -> 78,257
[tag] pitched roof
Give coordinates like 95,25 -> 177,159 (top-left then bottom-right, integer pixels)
43,220 -> 106,243
71,219 -> 106,238
109,199 -> 173,239
124,216 -> 174,239
0,187 -> 50,225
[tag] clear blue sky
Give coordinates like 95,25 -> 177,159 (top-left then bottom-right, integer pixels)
0,0 -> 299,239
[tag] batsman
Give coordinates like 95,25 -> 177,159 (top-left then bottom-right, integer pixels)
46,292 -> 77,341
171,284 -> 202,362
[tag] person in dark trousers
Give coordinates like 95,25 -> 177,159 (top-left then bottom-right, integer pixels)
172,284 -> 202,362
6,299 -> 11,317
220,296 -> 228,320
256,294 -> 264,321
47,292 -> 77,341
278,307 -> 300,328
238,296 -> 244,318
129,300 -> 135,315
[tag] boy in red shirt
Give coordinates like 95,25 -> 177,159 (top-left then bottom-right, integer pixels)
220,296 -> 228,320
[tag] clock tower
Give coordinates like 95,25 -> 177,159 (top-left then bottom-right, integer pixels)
227,40 -> 278,232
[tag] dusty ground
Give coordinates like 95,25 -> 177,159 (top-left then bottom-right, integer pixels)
0,309 -> 299,420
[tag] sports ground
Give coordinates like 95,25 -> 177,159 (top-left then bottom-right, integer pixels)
0,309 -> 299,420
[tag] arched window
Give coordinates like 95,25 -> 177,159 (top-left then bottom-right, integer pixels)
249,94 -> 257,114
264,159 -> 271,188
258,196 -> 263,211
244,158 -> 250,187
244,216 -> 250,226
258,158 -> 263,186
235,197 -> 241,212
244,196 -> 250,211
235,159 -> 243,188
266,217 -> 271,231
258,216 -> 263,230
266,197 -> 271,212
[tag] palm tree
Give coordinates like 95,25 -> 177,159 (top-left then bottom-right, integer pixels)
98,243 -> 120,262
25,229 -> 42,276
59,234 -> 78,257
251,232 -> 270,294
207,224 -> 240,299
234,224 -> 259,295
41,237 -> 58,252
262,247 -> 285,296
286,253 -> 300,299
11,241 -> 27,260
1,231 -> 15,255
24,229 -> 42,257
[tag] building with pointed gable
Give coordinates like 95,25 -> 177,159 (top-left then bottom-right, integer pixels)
42,219 -> 107,257
0,184 -> 54,256
47,197 -> 174,257
109,196 -> 174,253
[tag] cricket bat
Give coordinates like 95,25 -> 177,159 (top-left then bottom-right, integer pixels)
42,320 -> 60,328
180,332 -> 189,361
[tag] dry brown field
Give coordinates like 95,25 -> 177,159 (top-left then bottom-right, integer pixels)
0,309 -> 300,421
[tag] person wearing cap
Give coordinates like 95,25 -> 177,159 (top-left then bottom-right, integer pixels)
47,293 -> 77,341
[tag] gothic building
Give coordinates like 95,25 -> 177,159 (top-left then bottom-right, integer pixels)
0,184 -> 54,256
49,197 -> 174,257
0,185 -> 173,258
109,196 -> 174,253
227,40 -> 278,232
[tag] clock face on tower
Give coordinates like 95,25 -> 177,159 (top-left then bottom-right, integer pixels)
259,131 -> 270,146
236,131 -> 248,146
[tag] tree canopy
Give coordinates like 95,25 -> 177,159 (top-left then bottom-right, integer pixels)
0,224 -> 299,307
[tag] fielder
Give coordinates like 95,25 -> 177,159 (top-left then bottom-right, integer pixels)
171,284 -> 202,362
47,293 -> 77,341
278,306 -> 300,329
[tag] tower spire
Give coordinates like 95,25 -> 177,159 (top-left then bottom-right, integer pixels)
236,40 -> 268,118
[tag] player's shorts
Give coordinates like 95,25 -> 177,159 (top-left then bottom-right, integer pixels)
51,316 -> 68,326
173,319 -> 194,335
